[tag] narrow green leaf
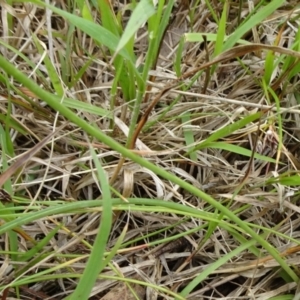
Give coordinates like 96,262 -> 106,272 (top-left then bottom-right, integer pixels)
182,113 -> 197,161
264,50 -> 275,84
68,146 -> 112,299
81,2 -> 94,21
213,0 -> 228,58
0,113 -> 26,135
269,175 -> 300,186
184,32 -> 250,45
29,0 -> 131,61
224,0 -> 285,50
187,111 -> 263,154
98,0 -> 121,36
115,0 -> 155,56
18,226 -> 61,262
206,142 -> 278,163
102,223 -> 127,268
175,37 -> 184,76
179,239 -> 257,297
63,98 -> 113,119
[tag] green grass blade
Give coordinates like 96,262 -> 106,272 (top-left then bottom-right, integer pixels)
175,36 -> 184,76
184,32 -> 250,45
224,0 -> 285,50
18,226 -> 61,262
63,98 -> 113,119
115,0 -> 155,56
181,112 -> 197,161
68,146 -> 112,299
178,238 -> 258,297
30,0 -> 132,61
213,0 -> 228,58
98,0 -> 121,36
77,0 -> 93,21
206,141 -> 278,163
187,111 -> 263,154
102,224 -> 127,268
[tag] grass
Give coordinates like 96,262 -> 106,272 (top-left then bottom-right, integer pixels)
1,0 -> 300,299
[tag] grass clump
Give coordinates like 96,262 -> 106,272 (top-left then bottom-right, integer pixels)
1,0 -> 300,299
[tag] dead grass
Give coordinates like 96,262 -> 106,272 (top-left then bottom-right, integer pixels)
1,1 -> 300,299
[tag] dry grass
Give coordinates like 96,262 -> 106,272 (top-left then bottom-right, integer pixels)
1,1 -> 300,299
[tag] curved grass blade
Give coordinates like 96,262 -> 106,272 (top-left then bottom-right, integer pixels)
68,146 -> 112,299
